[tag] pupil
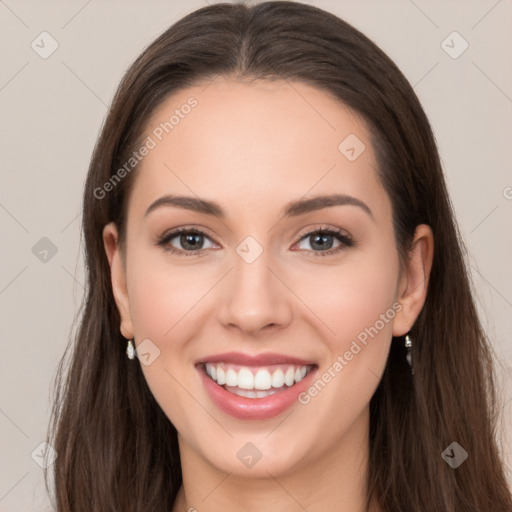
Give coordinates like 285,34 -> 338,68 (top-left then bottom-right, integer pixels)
312,233 -> 333,250
182,233 -> 202,250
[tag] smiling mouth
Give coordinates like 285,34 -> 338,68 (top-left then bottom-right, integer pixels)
201,362 -> 316,399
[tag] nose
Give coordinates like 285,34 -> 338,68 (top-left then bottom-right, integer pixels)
217,251 -> 294,336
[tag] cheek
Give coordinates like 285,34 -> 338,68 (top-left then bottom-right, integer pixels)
294,247 -> 399,432
305,247 -> 400,354
342,264 -> 397,339
125,250 -> 219,404
294,246 -> 399,435
127,250 -> 210,340
125,253 -> 210,428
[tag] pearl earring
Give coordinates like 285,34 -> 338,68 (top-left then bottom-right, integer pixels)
405,334 -> 414,374
126,339 -> 136,360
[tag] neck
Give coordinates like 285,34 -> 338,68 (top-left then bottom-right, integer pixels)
172,406 -> 381,512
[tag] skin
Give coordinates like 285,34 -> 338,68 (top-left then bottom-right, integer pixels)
103,77 -> 433,512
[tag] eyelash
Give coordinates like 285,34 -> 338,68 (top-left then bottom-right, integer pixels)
154,225 -> 354,257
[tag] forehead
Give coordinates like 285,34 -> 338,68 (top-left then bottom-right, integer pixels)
129,77 -> 388,223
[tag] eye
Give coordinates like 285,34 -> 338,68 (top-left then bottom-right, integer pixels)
155,227 -> 218,256
293,227 -> 354,257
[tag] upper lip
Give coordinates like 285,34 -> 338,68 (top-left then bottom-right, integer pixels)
196,351 -> 316,367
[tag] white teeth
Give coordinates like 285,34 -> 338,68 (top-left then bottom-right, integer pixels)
225,386 -> 281,399
284,367 -> 295,386
254,369 -> 272,390
204,362 -> 312,391
237,368 -> 254,390
271,369 -> 285,388
225,368 -> 238,386
216,367 -> 226,385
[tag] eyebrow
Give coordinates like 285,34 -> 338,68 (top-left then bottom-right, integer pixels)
144,193 -> 374,220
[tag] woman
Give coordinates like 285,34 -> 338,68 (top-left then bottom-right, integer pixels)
45,2 -> 512,511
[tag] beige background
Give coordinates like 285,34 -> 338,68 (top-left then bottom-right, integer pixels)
1,0 -> 511,509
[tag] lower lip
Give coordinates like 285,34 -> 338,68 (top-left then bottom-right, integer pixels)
197,364 -> 318,420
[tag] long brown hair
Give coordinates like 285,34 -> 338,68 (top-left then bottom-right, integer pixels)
45,2 -> 512,510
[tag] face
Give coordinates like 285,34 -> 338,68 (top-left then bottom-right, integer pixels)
104,76 -> 431,479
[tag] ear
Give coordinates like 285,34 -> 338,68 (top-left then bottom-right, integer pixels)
392,224 -> 434,336
102,222 -> 134,340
